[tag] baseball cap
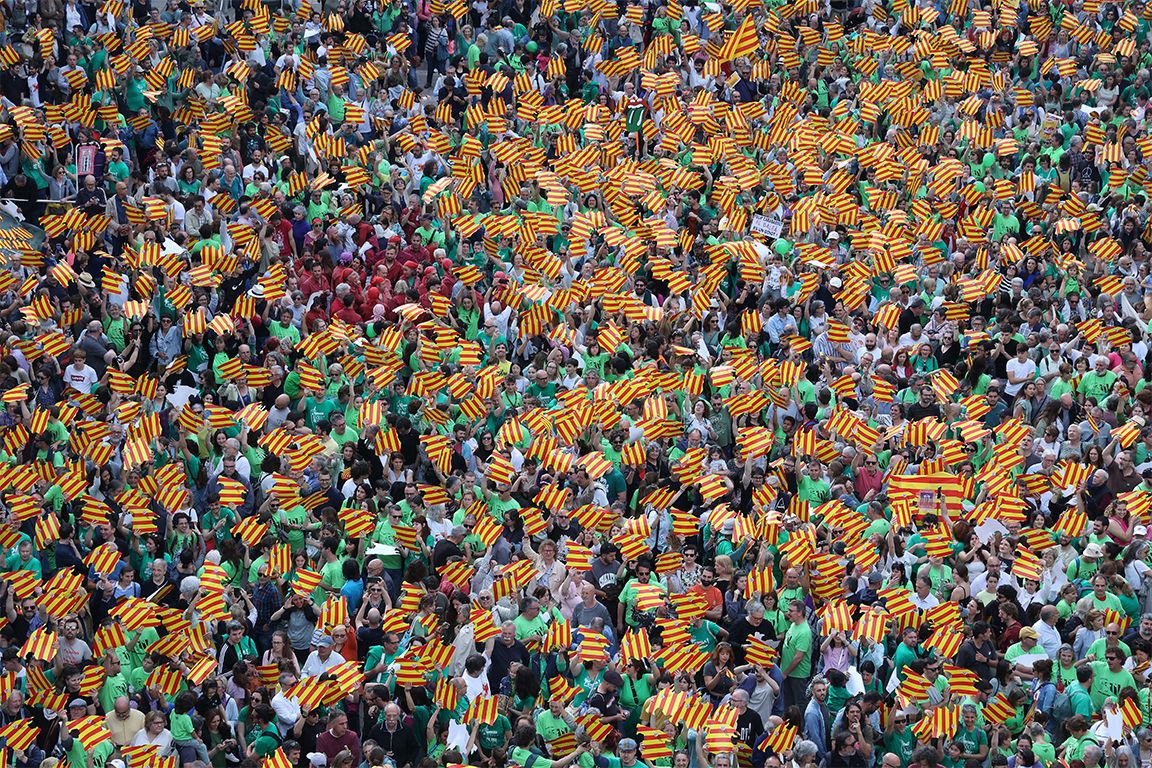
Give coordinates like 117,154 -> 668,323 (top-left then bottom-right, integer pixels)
619,739 -> 638,751
316,635 -> 334,648
603,670 -> 624,688
1019,627 -> 1039,640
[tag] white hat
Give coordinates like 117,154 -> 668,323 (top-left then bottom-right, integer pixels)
1083,543 -> 1104,559
827,231 -> 840,240
248,284 -> 265,299
307,755 -> 327,767
1136,525 -> 1148,537
829,277 -> 843,289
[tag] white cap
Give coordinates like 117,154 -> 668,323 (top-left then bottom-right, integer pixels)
307,755 -> 327,767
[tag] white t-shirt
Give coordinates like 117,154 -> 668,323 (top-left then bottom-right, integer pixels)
64,363 -> 98,393
1005,358 -> 1038,396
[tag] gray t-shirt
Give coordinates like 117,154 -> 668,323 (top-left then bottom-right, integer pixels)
571,600 -> 612,628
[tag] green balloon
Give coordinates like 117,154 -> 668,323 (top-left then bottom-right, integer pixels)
526,41 -> 538,53
972,181 -> 986,193
774,238 -> 792,256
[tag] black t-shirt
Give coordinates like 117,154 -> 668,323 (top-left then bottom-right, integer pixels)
432,539 -> 463,570
905,402 -> 942,421
586,688 -> 621,718
829,751 -> 867,768
728,617 -> 771,664
736,709 -> 764,750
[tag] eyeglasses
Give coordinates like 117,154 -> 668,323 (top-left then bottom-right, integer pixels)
1106,655 -> 1119,660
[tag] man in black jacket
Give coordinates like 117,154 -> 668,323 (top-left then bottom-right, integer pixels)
367,703 -> 418,768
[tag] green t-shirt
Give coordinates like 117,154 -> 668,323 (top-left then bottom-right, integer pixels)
1060,733 -> 1100,762
883,728 -> 917,768
1090,661 -> 1136,708
1078,370 -> 1117,402
170,711 -> 195,741
797,475 -> 830,504
510,747 -> 558,768
269,322 -> 301,344
781,620 -> 813,679
535,710 -> 572,742
514,612 -> 549,641
98,672 -> 130,714
477,714 -> 512,751
315,557 -> 346,603
68,735 -> 114,768
251,725 -> 282,757
303,396 -> 339,431
276,506 -> 309,552
954,725 -> 987,757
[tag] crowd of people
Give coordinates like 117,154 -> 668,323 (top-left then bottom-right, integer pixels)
3,1 -> 1152,768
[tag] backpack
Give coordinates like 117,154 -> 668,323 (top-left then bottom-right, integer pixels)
1051,688 -> 1072,725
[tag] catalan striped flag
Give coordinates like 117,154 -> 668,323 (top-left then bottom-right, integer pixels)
464,695 -> 499,725
543,619 -> 572,653
982,693 -> 1016,724
262,748 -> 294,768
660,643 -> 709,674
873,378 -> 896,402
826,320 -> 851,344
547,675 -> 578,703
638,725 -> 673,760
912,705 -> 959,740
1122,696 -> 1143,729
93,623 -> 127,657
317,596 -> 348,632
84,544 -> 121,577
705,725 -> 737,754
216,477 -> 247,509
820,600 -> 854,633
897,673 -> 933,703
76,665 -> 105,695
233,516 -> 268,547
433,677 -> 458,711
620,629 -> 652,665
67,715 -> 112,748
420,639 -> 454,671
1012,550 -> 1044,582
924,626 -> 963,660
698,474 -> 728,502
1053,508 -> 1088,538
19,628 -> 56,662
758,723 -> 797,755
944,665 -> 981,697
267,543 -> 292,576
290,568 -> 323,597
745,637 -> 778,668
534,484 -> 570,512
1103,608 -> 1133,633
564,544 -> 593,572
0,719 -> 36,750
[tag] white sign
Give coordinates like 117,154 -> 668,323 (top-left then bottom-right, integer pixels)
751,214 -> 784,239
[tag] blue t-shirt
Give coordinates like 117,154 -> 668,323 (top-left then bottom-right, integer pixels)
341,578 -> 365,613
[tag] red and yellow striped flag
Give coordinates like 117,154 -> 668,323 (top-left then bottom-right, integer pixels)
464,695 -> 499,725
